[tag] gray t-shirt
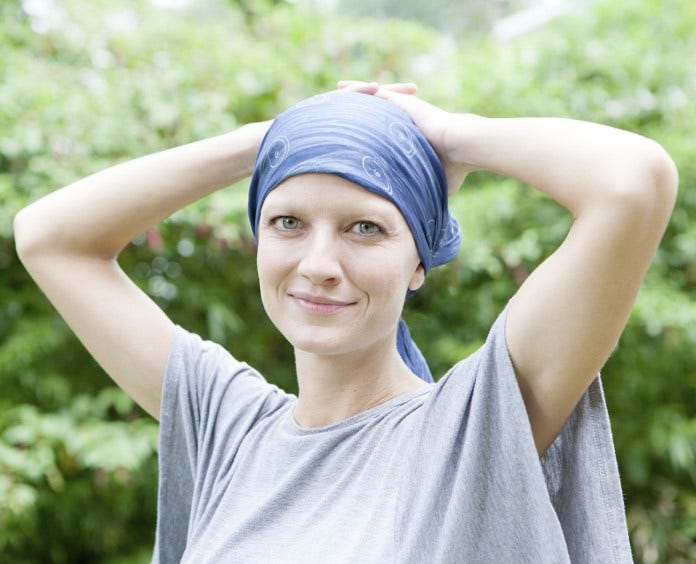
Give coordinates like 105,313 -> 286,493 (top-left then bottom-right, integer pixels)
153,308 -> 632,563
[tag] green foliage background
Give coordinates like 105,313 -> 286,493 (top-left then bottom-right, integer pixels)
1,0 -> 694,561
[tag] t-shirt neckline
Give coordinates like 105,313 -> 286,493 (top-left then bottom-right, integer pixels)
285,384 -> 434,435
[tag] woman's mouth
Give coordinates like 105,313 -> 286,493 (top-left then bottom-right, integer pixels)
289,292 -> 356,314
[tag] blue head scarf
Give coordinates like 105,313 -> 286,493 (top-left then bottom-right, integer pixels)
248,91 -> 461,382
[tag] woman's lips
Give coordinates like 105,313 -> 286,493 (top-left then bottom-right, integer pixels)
289,292 -> 356,314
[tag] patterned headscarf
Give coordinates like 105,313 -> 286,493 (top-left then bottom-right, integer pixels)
248,91 -> 461,382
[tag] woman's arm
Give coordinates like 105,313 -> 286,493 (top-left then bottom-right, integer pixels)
13,121 -> 271,419
457,116 -> 677,453
372,88 -> 678,453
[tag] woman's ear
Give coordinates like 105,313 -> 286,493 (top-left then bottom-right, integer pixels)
408,263 -> 426,292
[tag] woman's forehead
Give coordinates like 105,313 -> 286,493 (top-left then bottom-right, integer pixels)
262,173 -> 401,214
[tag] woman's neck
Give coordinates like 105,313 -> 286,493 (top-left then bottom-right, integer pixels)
292,343 -> 427,428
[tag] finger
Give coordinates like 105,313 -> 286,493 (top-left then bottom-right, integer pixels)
338,80 -> 418,95
377,90 -> 443,118
337,80 -> 365,88
336,80 -> 378,92
379,82 -> 418,94
373,89 -> 426,112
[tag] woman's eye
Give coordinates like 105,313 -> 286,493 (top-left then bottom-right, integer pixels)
273,216 -> 300,230
352,221 -> 381,236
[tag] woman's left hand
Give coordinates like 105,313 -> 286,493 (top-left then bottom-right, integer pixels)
337,80 -> 473,194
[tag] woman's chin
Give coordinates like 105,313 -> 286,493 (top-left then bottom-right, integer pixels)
281,326 -> 364,357
289,337 -> 352,357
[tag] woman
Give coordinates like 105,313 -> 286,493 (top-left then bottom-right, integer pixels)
14,81 -> 677,562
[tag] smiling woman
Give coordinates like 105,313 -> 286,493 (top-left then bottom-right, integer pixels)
249,91 -> 461,391
256,174 -> 427,414
13,83 -> 677,562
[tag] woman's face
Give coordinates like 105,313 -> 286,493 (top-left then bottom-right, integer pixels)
256,173 -> 425,358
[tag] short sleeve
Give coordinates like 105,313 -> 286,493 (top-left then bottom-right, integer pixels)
540,377 -> 633,561
395,306 -> 632,563
152,326 -> 292,563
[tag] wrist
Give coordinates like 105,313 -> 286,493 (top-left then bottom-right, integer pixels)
237,120 -> 273,176
443,113 -> 488,172
205,121 -> 270,184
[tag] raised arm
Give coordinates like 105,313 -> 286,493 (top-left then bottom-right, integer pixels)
13,121 -> 271,419
457,115 -> 677,453
369,86 -> 678,453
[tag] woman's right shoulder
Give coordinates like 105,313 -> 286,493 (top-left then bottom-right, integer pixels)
166,325 -> 267,387
162,325 -> 293,432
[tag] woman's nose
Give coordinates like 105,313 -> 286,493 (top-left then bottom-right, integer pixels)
296,231 -> 343,285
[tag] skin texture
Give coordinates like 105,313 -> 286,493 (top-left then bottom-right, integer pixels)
14,82 -> 678,454
256,174 -> 427,426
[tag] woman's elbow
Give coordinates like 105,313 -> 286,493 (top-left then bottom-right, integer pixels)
13,200 -> 66,264
13,205 -> 41,262
648,142 -> 679,211
607,141 -> 679,225
636,142 -> 679,231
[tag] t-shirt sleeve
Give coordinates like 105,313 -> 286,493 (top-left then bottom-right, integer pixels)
540,377 -> 633,561
398,305 -> 632,563
152,326 -> 290,564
